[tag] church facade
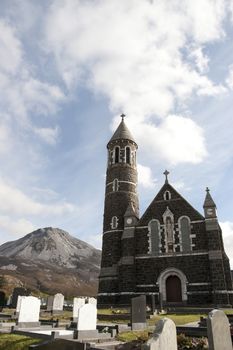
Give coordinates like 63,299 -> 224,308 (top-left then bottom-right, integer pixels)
98,116 -> 233,307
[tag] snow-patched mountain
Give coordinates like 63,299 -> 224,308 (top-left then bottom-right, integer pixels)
0,227 -> 100,269
0,227 -> 101,296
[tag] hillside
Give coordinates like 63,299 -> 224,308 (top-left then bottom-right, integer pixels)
0,227 -> 101,297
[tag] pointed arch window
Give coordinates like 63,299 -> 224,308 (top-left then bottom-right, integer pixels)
164,191 -> 171,201
114,147 -> 120,163
125,146 -> 131,164
148,219 -> 160,255
179,216 -> 191,252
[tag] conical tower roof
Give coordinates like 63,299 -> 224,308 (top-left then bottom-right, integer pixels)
108,115 -> 137,146
203,187 -> 216,208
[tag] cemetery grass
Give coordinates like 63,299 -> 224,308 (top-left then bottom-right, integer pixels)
0,333 -> 43,350
148,313 -> 205,326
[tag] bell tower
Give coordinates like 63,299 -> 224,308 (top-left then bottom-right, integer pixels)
98,114 -> 139,305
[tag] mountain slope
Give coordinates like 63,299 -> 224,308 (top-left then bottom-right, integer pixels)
0,227 -> 101,297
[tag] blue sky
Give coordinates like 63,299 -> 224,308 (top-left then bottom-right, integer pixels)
1,0 -> 233,264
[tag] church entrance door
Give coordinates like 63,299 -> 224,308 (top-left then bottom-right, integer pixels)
166,275 -> 182,302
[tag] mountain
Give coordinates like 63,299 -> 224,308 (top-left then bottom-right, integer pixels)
0,227 -> 101,297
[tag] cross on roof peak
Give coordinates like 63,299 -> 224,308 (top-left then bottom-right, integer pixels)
121,113 -> 126,121
206,187 -> 210,193
163,170 -> 170,184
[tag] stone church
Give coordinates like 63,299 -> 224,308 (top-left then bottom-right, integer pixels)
98,116 -> 233,307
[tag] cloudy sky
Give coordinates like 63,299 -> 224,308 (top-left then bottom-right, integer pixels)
1,0 -> 233,264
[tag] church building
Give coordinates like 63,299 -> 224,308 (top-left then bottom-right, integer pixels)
98,116 -> 233,307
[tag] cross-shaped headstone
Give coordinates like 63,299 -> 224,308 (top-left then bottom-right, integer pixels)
163,170 -> 169,183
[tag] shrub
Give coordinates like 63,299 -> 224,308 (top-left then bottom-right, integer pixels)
177,333 -> 208,350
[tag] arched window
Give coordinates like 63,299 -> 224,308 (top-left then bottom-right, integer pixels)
112,179 -> 119,192
164,191 -> 171,201
114,147 -> 120,163
110,216 -> 118,229
179,216 -> 191,252
125,147 -> 131,164
148,219 -> 160,255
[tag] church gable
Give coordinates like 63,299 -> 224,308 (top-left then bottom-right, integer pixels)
138,183 -> 204,226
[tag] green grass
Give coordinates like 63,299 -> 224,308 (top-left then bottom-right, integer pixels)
116,330 -> 149,342
0,334 -> 43,350
148,313 -> 205,326
97,308 -> 129,315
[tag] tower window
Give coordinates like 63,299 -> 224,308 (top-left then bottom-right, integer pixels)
114,147 -> 120,163
112,179 -> 119,192
126,147 -> 131,164
164,191 -> 171,201
110,216 -> 118,229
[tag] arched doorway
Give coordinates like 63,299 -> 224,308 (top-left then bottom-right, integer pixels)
166,276 -> 182,302
157,268 -> 188,304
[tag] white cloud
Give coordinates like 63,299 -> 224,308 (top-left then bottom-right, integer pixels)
0,178 -> 76,216
138,163 -> 156,189
226,64 -> 233,89
0,216 -> 35,241
0,19 -> 65,131
132,115 -> 207,165
43,0 -> 227,164
34,126 -> 60,145
221,221 -> 233,268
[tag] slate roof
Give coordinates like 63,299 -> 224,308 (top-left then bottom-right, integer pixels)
138,182 -> 204,226
108,119 -> 136,145
203,188 -> 216,208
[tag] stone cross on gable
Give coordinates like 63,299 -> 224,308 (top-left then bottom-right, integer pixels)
163,170 -> 170,184
121,113 -> 126,121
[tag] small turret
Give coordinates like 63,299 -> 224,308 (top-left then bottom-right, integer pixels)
203,187 -> 217,219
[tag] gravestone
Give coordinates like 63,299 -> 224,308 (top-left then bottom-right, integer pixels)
47,295 -> 54,311
143,318 -> 177,350
12,287 -> 29,308
53,293 -> 64,313
75,303 -> 98,339
87,297 -> 97,305
207,309 -> 232,350
17,296 -> 41,328
131,295 -> 147,330
73,298 -> 85,321
6,295 -> 12,306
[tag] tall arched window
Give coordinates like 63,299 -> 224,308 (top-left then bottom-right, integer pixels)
179,216 -> 191,252
126,147 -> 131,164
148,219 -> 160,255
114,147 -> 120,163
111,216 -> 118,229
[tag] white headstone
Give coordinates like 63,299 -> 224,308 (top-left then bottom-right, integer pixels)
143,318 -> 177,350
207,309 -> 232,350
87,297 -> 97,305
16,295 -> 23,313
77,303 -> 97,331
53,293 -> 64,311
73,298 -> 85,319
18,296 -> 41,324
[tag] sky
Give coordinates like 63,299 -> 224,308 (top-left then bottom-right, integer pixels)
1,0 -> 233,265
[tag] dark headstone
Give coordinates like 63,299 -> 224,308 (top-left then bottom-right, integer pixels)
131,295 -> 147,330
11,287 -> 30,308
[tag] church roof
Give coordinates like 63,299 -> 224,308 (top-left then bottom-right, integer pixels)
203,188 -> 216,208
108,117 -> 136,145
138,182 -> 204,226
